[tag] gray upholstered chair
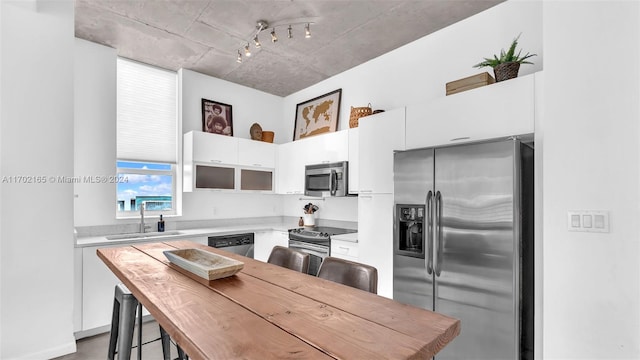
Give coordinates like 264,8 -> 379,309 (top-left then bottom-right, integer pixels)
267,245 -> 310,273
317,256 -> 378,294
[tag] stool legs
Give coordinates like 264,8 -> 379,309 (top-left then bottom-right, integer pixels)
159,326 -> 172,360
108,284 -> 138,360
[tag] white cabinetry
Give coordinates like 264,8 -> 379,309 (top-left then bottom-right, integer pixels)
254,230 -> 289,262
406,73 -> 535,150
277,141 -> 306,194
331,233 -> 359,262
348,128 -> 359,194
186,130 -> 238,164
184,131 -> 275,192
302,130 -> 349,165
238,140 -> 276,168
357,193 -> 394,299
358,108 -> 405,194
276,131 -> 349,194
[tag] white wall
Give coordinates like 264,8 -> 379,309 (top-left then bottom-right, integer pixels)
282,0 -> 543,136
74,39 -> 117,227
180,69 -> 285,141
542,2 -> 640,358
0,1 -> 76,359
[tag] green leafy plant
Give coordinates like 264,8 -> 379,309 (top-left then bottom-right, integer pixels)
473,34 -> 537,68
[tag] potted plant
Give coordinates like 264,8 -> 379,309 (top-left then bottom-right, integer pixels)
473,34 -> 536,82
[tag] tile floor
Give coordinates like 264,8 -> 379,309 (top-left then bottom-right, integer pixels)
52,320 -> 180,360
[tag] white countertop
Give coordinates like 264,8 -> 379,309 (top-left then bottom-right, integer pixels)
75,221 -> 293,248
331,232 -> 358,243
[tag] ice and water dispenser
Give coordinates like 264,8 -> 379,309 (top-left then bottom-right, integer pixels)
395,204 -> 425,258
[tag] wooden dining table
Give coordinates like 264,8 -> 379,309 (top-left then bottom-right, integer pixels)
97,240 -> 460,359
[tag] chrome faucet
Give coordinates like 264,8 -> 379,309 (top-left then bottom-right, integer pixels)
140,202 -> 146,233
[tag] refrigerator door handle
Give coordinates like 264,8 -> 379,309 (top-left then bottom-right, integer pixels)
426,190 -> 433,274
435,190 -> 443,277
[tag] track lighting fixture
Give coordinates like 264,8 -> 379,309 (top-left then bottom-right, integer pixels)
234,19 -> 316,64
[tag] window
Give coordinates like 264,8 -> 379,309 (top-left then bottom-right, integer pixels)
116,161 -> 175,213
116,58 -> 179,217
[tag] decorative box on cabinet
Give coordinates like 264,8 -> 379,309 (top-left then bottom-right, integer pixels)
405,73 -> 535,150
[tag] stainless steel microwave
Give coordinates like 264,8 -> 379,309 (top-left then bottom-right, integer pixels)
304,161 -> 349,197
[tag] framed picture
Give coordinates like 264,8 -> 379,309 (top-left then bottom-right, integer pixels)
202,98 -> 233,136
293,89 -> 342,141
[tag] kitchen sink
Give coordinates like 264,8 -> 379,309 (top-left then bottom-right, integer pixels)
106,231 -> 183,240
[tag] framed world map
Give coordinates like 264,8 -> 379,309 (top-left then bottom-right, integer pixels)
293,89 -> 342,141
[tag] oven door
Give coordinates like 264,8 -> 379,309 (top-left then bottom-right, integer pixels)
288,239 -> 329,276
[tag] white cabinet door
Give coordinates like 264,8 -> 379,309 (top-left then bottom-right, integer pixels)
254,230 -> 289,262
277,141 -> 305,194
406,73 -> 535,150
187,131 -> 238,164
82,245 -> 122,331
238,138 -> 276,168
302,130 -> 349,165
358,193 -> 394,299
331,239 -> 359,262
348,128 -> 359,194
358,108 -> 405,194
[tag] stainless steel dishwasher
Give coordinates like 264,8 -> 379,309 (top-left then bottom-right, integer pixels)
207,233 -> 254,258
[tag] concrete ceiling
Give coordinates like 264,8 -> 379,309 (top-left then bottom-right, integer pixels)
75,0 -> 505,97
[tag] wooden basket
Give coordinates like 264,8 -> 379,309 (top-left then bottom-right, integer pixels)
349,104 -> 372,128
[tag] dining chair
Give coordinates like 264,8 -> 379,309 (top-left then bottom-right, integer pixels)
317,257 -> 378,294
267,245 -> 310,273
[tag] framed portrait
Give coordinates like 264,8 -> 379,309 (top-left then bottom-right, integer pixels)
293,89 -> 342,141
202,98 -> 233,136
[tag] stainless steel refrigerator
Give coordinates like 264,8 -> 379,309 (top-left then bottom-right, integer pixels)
393,138 -> 534,360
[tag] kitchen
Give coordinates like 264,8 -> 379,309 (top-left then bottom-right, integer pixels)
2,1 -> 639,359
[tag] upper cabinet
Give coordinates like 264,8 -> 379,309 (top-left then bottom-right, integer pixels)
185,131 -> 238,164
276,130 -> 349,195
358,108 -> 406,194
238,140 -> 276,168
184,131 -> 276,192
405,73 -> 535,150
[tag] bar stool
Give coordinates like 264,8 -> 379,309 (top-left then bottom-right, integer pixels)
107,283 -> 172,360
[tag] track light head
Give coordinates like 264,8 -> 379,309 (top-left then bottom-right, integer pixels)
271,29 -> 278,43
305,23 -> 311,38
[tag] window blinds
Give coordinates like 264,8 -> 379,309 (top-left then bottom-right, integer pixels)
117,58 -> 177,163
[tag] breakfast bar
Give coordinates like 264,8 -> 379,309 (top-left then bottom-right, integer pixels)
97,240 -> 460,359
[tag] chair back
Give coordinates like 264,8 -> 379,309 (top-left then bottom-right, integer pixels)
317,257 -> 378,294
267,246 -> 310,273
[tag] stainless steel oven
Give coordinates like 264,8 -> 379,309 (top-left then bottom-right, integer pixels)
288,239 -> 329,276
288,226 -> 357,276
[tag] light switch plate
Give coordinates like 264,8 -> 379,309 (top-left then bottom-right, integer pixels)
567,211 -> 610,233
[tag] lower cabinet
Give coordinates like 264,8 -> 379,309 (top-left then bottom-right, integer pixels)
254,230 -> 289,262
79,237 -> 208,336
330,239 -> 359,262
357,193 -> 394,299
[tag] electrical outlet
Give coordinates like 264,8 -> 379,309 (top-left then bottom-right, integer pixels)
567,210 -> 610,233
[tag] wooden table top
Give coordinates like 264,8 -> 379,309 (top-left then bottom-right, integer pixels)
97,240 -> 459,360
